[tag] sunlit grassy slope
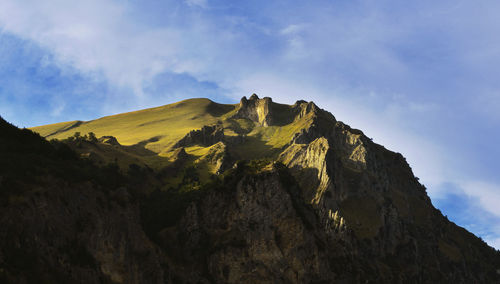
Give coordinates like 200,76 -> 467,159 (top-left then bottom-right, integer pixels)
30,97 -> 314,172
32,120 -> 83,137
32,98 -> 236,153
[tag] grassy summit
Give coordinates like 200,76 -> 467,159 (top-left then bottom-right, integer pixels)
31,98 -> 234,151
30,95 -> 324,170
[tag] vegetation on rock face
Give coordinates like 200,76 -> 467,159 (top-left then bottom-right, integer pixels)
1,94 -> 499,283
0,118 -> 125,197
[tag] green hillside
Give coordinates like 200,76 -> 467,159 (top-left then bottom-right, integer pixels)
31,98 -> 235,152
30,96 -> 318,170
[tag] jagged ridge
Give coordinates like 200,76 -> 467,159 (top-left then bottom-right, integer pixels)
8,95 -> 500,283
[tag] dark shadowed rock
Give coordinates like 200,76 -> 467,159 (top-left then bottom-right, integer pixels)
171,147 -> 188,161
174,124 -> 225,147
98,135 -> 120,146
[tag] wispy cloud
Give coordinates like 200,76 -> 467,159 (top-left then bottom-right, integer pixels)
0,0 -> 221,97
460,181 -> 500,218
184,0 -> 208,8
433,182 -> 500,249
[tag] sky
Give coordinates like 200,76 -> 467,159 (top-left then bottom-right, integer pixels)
0,0 -> 499,249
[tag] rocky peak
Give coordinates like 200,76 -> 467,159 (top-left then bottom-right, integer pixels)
13,96 -> 500,283
293,100 -> 319,119
287,100 -> 338,145
249,93 -> 260,101
234,94 -> 274,126
235,94 -> 328,128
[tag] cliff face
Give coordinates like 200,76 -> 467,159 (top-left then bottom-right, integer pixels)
0,181 -> 165,283
160,96 -> 499,282
174,124 -> 225,148
234,95 -> 274,126
168,168 -> 334,283
273,104 -> 485,281
3,95 -> 500,283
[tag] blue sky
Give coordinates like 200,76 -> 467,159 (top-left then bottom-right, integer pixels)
0,0 -> 499,249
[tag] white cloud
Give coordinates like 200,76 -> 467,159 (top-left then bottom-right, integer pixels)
0,0 -> 213,97
460,181 -> 500,218
485,237 -> 500,251
280,24 -> 307,35
184,0 -> 208,8
50,99 -> 65,117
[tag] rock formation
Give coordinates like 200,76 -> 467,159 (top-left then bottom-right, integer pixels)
2,96 -> 499,284
174,124 -> 225,147
98,135 -> 121,146
233,94 -> 274,126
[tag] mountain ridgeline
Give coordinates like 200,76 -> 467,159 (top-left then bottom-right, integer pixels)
0,94 -> 498,283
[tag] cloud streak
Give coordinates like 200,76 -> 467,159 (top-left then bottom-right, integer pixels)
0,0 -> 217,96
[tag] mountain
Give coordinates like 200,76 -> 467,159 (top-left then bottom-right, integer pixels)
0,94 -> 498,283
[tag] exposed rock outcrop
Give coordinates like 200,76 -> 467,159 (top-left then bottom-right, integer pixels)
174,124 -> 225,147
195,142 -> 232,174
98,135 -> 120,146
171,147 -> 188,161
233,94 -> 274,126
